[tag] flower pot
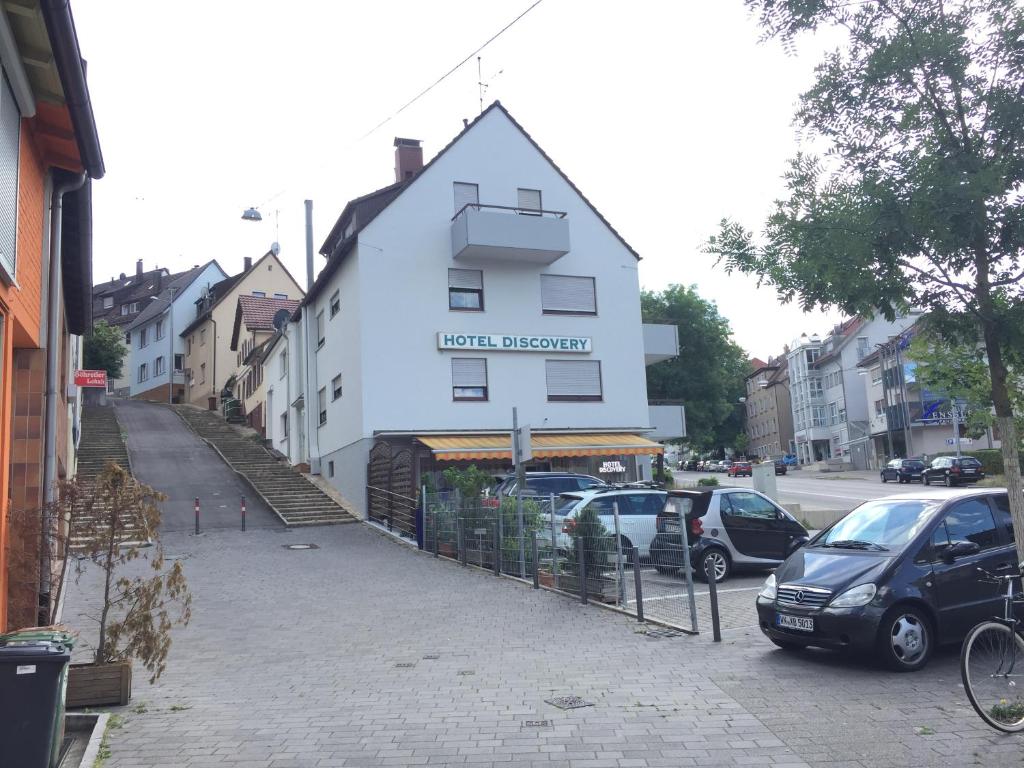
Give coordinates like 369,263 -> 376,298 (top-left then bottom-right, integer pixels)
557,574 -> 619,603
66,660 -> 132,708
438,542 -> 458,559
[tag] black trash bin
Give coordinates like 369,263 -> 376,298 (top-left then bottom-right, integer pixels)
0,641 -> 71,768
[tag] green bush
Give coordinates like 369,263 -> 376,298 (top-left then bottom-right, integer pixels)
697,477 -> 719,487
566,503 -> 613,573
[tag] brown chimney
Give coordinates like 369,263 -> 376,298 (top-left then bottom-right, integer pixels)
136,258 -> 143,276
244,256 -> 252,271
394,137 -> 423,182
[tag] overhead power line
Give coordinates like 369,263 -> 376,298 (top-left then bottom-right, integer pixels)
358,0 -> 547,139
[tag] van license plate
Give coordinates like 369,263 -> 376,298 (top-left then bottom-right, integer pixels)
777,614 -> 813,632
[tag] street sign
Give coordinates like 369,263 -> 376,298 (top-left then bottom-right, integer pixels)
945,437 -> 973,446
515,423 -> 532,463
74,369 -> 107,388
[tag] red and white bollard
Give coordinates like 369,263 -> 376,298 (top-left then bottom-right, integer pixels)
241,496 -> 246,532
194,497 -> 200,535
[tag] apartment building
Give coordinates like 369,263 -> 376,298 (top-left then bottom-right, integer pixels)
744,355 -> 794,460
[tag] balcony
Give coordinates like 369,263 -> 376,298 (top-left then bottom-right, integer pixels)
643,323 -> 679,366
648,402 -> 687,441
451,204 -> 570,264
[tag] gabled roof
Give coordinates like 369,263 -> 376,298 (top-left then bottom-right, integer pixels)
230,295 -> 301,350
306,101 -> 641,307
812,317 -> 867,368
127,261 -> 224,331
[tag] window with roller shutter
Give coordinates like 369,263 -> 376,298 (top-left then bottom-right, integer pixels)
452,357 -> 488,401
0,76 -> 19,284
540,275 -> 596,315
453,182 -> 478,215
517,188 -> 542,214
546,360 -> 602,401
448,268 -> 484,310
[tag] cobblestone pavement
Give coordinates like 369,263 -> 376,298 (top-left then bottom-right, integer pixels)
63,524 -> 1012,768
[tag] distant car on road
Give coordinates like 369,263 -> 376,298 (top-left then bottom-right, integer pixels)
922,456 -> 985,486
682,459 -> 700,471
773,459 -> 788,476
880,458 -> 926,484
728,461 -> 752,477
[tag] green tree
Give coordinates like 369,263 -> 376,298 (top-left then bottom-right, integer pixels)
706,0 -> 1024,552
642,285 -> 750,452
84,320 -> 127,380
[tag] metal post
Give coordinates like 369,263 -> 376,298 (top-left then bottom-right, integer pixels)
531,533 -> 539,589
576,537 -> 588,605
241,496 -> 246,532
549,493 -> 559,590
194,497 -> 200,535
679,505 -> 699,634
612,501 -> 626,606
953,399 -> 963,458
513,407 -> 526,579
457,517 -> 466,566
428,485 -> 438,558
493,517 -> 501,576
705,559 -> 722,642
630,546 -> 644,623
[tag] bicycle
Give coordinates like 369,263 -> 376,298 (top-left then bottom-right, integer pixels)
960,566 -> 1024,732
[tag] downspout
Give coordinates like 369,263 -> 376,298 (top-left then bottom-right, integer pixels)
41,170 -> 87,610
211,316 -> 217,405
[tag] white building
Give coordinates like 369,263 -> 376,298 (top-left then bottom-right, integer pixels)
787,312 -> 922,468
265,102 -> 678,520
126,261 -> 228,402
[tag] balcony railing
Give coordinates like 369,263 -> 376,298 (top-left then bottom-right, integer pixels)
451,203 -> 571,264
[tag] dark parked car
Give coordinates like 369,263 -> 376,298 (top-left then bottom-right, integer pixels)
728,461 -> 752,477
488,472 -> 605,505
922,456 -> 985,486
682,459 -> 700,471
773,459 -> 788,476
880,458 -> 926,484
756,489 -> 1014,671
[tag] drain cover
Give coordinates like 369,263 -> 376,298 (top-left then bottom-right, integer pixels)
394,662 -> 415,668
457,670 -> 475,676
283,544 -> 320,550
422,654 -> 440,660
523,720 -> 552,728
645,627 -> 683,640
545,696 -> 593,710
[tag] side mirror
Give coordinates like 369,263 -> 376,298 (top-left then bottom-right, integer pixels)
942,540 -> 981,563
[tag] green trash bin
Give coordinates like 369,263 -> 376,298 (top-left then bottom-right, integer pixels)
0,629 -> 75,768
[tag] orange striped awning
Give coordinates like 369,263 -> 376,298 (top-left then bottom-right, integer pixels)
416,433 -> 663,462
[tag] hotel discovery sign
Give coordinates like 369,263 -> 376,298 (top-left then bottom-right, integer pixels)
438,332 -> 592,353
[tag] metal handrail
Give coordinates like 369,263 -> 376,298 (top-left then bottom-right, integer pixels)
451,202 -> 568,222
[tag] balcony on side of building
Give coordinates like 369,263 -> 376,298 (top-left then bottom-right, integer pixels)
648,402 -> 687,441
642,323 -> 679,366
451,204 -> 570,264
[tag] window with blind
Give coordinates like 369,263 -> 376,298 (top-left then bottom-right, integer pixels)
318,387 -> 327,425
453,182 -> 478,215
517,188 -> 542,214
448,268 -> 484,311
0,76 -> 19,284
546,360 -> 602,401
540,275 -> 596,315
452,357 -> 488,401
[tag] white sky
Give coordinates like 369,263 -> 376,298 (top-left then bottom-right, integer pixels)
74,0 -> 842,360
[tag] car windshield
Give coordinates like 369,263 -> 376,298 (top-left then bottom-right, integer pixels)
904,461 -> 924,469
820,499 -> 940,550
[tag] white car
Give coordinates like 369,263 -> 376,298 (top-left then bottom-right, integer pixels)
550,487 -> 668,558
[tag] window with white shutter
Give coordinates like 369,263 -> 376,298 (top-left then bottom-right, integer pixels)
540,275 -> 596,315
517,188 -> 542,214
448,268 -> 484,310
545,360 -> 602,401
0,77 -> 19,284
452,358 -> 488,401
453,182 -> 479,215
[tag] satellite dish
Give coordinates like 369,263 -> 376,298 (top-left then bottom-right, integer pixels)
270,242 -> 281,256
272,309 -> 291,332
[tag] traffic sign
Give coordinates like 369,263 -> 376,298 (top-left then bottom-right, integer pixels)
74,370 -> 107,388
515,423 -> 532,463
945,437 -> 973,446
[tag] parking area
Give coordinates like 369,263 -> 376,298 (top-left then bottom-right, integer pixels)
623,569 -> 766,634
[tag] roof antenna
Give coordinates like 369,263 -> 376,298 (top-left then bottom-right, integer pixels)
477,56 -> 504,114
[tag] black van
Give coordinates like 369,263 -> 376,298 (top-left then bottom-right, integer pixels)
756,488 -> 1015,671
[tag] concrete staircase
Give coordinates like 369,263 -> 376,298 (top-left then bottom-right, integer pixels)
72,405 -> 145,548
171,405 -> 355,527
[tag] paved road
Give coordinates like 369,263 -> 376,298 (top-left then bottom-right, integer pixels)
63,522 -> 1011,768
114,400 -> 281,532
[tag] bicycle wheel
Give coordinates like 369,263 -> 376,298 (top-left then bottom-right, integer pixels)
961,621 -> 1024,732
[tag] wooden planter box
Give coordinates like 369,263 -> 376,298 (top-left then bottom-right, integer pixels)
557,574 -> 619,603
538,570 -> 555,588
66,661 -> 132,708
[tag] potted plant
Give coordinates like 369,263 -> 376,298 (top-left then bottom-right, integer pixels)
559,505 -> 619,602
63,462 -> 192,707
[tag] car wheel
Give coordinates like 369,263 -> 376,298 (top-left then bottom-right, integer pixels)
923,474 -> 930,485
877,605 -> 933,672
881,474 -> 887,483
696,548 -> 730,583
945,474 -> 953,487
898,476 -> 907,484
770,638 -> 806,652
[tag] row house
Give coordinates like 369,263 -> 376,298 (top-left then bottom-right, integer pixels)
261,102 -> 679,522
0,0 -> 104,629
744,355 -> 793,460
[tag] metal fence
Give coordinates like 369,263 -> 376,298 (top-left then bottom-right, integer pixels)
421,491 -> 700,634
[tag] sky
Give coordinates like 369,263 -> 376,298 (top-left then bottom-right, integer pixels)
73,0 -> 843,361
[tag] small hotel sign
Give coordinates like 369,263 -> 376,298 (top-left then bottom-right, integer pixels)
438,333 -> 591,353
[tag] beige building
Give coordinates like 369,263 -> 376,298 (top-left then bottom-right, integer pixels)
228,294 -> 301,435
181,249 -> 302,410
745,355 -> 794,460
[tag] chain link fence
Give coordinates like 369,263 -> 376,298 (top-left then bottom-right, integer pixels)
421,490 -> 700,634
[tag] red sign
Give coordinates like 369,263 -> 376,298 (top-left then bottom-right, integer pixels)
74,370 -> 107,388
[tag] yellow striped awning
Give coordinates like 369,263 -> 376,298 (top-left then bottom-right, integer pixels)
416,433 -> 663,462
